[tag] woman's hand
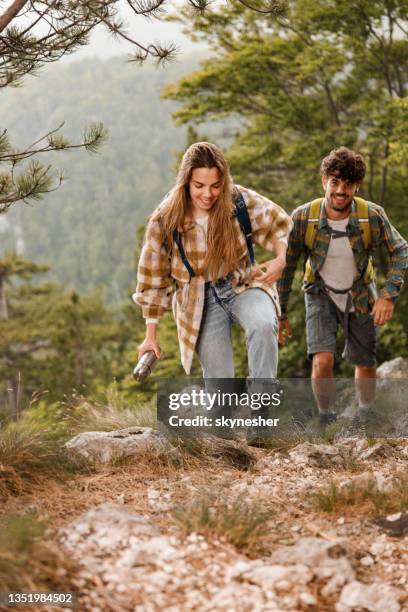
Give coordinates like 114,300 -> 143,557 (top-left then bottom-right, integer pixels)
138,337 -> 161,360
255,256 -> 286,285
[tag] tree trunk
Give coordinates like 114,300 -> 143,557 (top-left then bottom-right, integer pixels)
8,375 -> 20,421
0,0 -> 29,33
379,141 -> 389,206
0,275 -> 7,320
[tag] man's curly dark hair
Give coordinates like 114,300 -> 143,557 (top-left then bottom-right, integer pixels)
320,147 -> 366,183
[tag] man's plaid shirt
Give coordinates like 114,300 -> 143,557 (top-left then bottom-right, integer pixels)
277,198 -> 408,318
133,186 -> 292,374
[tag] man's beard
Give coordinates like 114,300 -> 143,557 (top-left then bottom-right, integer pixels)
328,197 -> 353,213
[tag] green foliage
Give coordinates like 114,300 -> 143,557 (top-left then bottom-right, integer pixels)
164,0 -> 408,376
1,56 -> 199,302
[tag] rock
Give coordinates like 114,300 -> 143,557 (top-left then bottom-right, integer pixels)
269,537 -> 354,596
298,591 -> 317,608
356,441 -> 394,461
60,503 -> 158,556
288,442 -> 345,468
377,357 -> 408,379
242,563 -> 313,591
336,470 -> 397,496
336,580 -> 401,612
360,556 -> 374,567
337,471 -> 376,495
64,426 -> 180,465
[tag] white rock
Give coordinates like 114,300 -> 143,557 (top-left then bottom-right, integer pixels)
360,556 -> 374,567
336,580 -> 401,612
298,591 -> 317,607
64,426 -> 180,465
288,442 -> 345,468
337,471 -> 376,495
269,538 -> 355,596
370,536 -> 388,557
377,357 -> 408,379
357,442 -> 393,461
243,563 -> 313,591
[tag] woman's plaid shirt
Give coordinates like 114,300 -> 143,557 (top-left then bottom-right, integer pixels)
133,186 -> 292,374
277,198 -> 408,318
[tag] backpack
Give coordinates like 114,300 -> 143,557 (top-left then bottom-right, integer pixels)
303,196 -> 374,286
172,189 -> 255,280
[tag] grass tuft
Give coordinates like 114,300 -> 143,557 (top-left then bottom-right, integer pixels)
173,488 -> 272,557
0,513 -> 82,596
313,475 -> 408,515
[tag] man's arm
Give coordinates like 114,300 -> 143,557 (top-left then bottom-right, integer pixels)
277,208 -> 305,320
370,205 -> 408,312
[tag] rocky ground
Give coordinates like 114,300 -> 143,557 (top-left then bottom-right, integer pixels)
2,357 -> 408,611
4,432 -> 403,612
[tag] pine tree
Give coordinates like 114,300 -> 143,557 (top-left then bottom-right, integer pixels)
0,0 -> 280,213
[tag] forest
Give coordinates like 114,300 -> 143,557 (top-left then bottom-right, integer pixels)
1,1 -> 408,607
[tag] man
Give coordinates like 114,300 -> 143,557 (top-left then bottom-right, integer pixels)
277,147 -> 408,431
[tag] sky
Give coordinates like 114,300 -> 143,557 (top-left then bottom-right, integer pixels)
68,1 -> 206,62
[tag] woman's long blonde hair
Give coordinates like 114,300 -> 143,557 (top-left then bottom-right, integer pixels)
155,142 -> 242,279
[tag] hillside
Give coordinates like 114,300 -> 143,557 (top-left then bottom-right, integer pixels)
1,56 -> 198,301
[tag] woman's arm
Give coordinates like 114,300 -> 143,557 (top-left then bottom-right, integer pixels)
133,215 -> 173,356
138,322 -> 161,359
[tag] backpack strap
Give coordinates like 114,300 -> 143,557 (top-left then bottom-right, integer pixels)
233,190 -> 255,265
172,229 -> 196,280
354,196 -> 371,249
304,198 -> 323,250
169,189 -> 255,280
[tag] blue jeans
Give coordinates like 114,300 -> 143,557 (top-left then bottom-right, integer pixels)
196,277 -> 278,378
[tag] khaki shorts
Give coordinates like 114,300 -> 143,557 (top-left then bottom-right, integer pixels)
305,292 -> 377,367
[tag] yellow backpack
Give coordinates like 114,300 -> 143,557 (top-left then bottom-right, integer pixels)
304,197 -> 375,285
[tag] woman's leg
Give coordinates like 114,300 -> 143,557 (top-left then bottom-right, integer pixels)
196,285 -> 234,378
231,288 -> 278,378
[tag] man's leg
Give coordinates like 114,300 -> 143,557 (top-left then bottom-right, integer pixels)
342,311 -> 377,413
311,352 -> 336,418
355,365 -> 376,409
305,294 -> 338,421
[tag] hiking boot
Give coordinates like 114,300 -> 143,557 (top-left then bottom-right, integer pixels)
336,412 -> 366,439
319,412 -> 338,426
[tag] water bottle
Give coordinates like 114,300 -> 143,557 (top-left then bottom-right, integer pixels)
133,350 -> 159,381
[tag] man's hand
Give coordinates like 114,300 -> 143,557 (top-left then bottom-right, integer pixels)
138,337 -> 161,360
372,297 -> 394,326
255,257 -> 286,284
278,318 -> 292,345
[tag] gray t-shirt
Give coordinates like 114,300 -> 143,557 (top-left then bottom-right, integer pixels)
319,217 -> 357,312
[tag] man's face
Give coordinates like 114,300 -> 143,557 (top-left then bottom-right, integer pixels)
189,167 -> 222,216
322,174 -> 360,212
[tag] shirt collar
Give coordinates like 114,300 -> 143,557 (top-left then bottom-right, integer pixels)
319,198 -> 360,230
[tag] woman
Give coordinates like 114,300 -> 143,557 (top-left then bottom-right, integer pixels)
133,142 -> 292,379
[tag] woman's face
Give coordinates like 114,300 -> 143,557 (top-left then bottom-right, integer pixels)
188,167 -> 222,216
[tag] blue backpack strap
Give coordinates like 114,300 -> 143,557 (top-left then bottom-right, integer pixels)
233,190 -> 255,264
172,229 -> 196,279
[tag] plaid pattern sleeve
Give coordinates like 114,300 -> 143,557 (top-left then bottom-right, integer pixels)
239,186 -> 293,251
132,215 -> 173,319
369,204 -> 408,302
277,204 -> 308,317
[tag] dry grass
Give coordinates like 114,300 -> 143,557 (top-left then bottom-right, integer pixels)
173,487 -> 273,557
0,419 -> 73,500
313,476 -> 408,515
0,513 -> 84,599
172,434 -> 257,470
68,388 -> 156,433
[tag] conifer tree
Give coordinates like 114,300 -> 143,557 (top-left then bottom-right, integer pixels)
0,0 -> 279,213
